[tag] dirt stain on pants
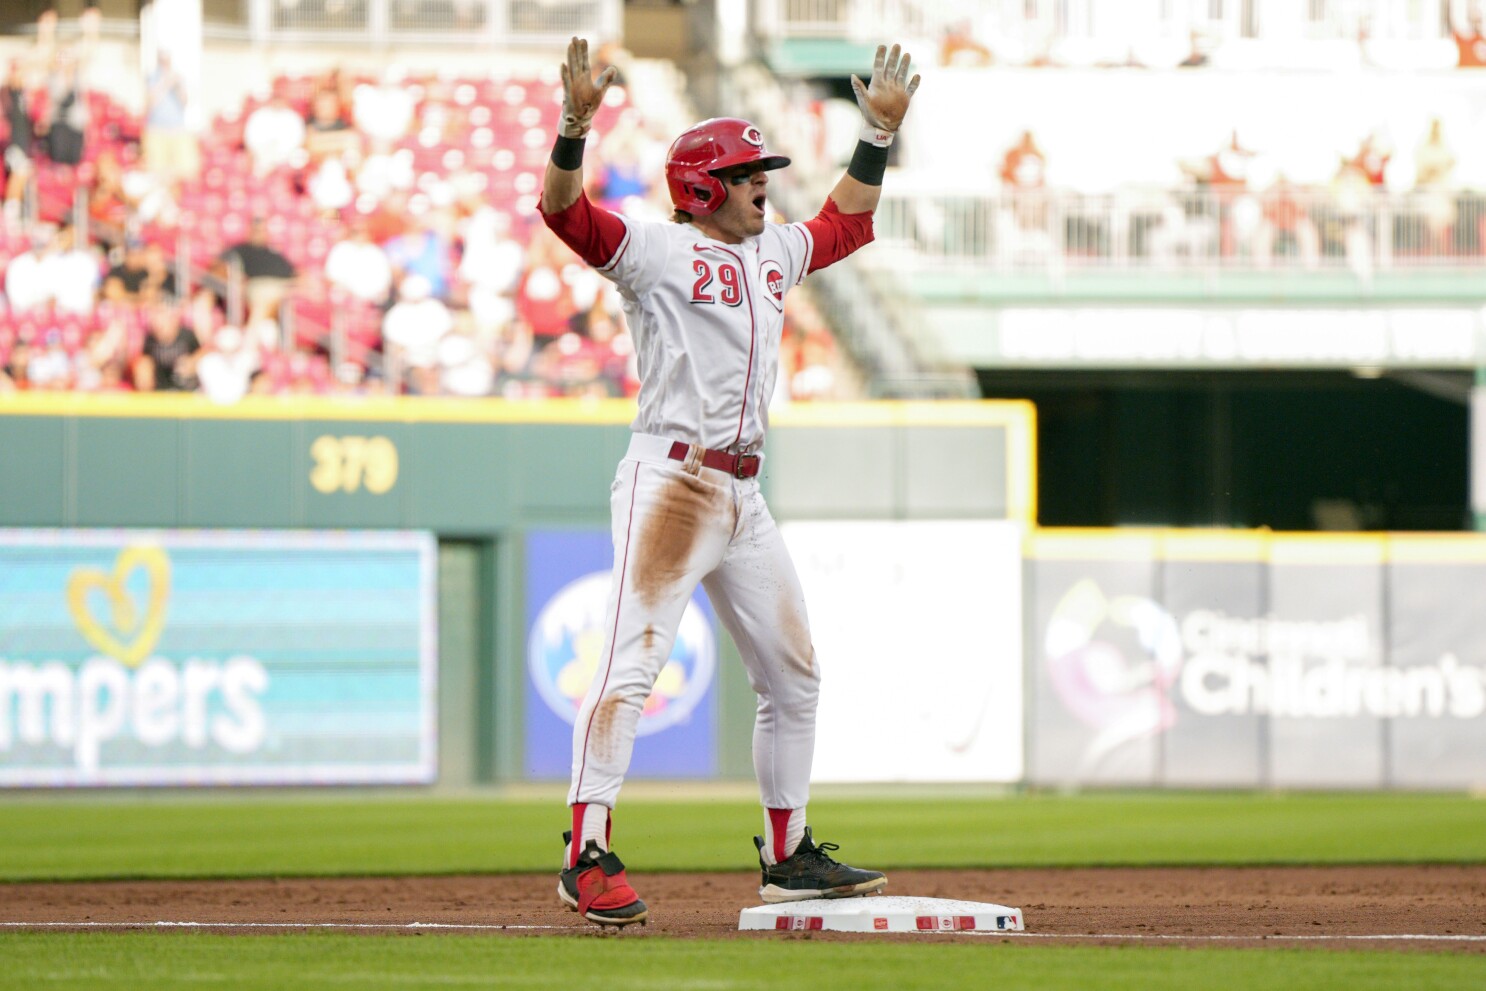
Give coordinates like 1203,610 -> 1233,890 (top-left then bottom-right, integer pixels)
631,473 -> 721,607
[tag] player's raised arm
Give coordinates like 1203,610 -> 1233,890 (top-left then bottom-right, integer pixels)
828,43 -> 921,215
798,43 -> 921,275
541,37 -> 616,214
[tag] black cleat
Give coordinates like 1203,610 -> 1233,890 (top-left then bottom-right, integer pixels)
557,830 -> 649,927
753,827 -> 887,903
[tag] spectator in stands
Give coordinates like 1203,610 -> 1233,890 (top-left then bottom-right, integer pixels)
1331,155 -> 1376,280
140,242 -> 178,303
383,210 -> 453,300
2,342 -> 31,390
516,226 -> 577,338
325,216 -> 393,306
593,40 -> 629,90
940,20 -> 993,67
215,216 -> 297,326
26,329 -> 73,390
102,235 -> 151,304
5,224 -> 55,312
26,8 -> 58,82
2,59 -> 36,224
75,319 -> 127,392
1452,7 -> 1486,67
459,203 -> 523,336
243,93 -> 305,178
307,155 -> 355,211
46,223 -> 101,315
437,327 -> 495,397
1257,175 -> 1320,269
87,150 -> 130,228
1415,118 -> 1458,253
1347,131 -> 1391,187
493,315 -> 537,392
143,51 -> 199,184
1176,130 -> 1255,257
997,130 -> 1050,261
352,77 -> 415,144
597,127 -> 649,206
38,46 -> 86,166
196,324 -> 260,404
137,302 -> 200,391
1178,30 -> 1210,67
1000,130 -> 1047,190
383,274 -> 452,386
304,87 -> 359,163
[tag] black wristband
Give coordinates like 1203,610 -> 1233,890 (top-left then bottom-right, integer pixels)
551,134 -> 586,171
847,139 -> 890,186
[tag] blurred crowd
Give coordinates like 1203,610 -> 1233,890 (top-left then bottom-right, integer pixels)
0,16 -> 843,401
989,116 -> 1482,275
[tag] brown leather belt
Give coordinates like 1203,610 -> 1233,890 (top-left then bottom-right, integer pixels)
667,441 -> 761,479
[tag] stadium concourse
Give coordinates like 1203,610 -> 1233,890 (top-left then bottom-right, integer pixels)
0,31 -> 846,401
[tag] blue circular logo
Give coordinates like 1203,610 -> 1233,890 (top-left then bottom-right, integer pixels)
528,572 -> 716,736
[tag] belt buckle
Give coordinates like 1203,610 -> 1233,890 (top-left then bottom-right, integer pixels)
734,454 -> 756,479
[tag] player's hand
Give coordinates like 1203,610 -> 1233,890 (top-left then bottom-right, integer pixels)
850,44 -> 920,134
559,36 -> 617,139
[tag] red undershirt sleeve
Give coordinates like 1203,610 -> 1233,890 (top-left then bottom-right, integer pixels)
802,197 -> 875,273
539,192 -> 628,269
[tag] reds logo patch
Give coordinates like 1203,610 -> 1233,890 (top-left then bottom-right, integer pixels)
760,260 -> 785,303
742,125 -> 765,148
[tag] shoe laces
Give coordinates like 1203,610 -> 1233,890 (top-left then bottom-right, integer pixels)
800,839 -> 843,866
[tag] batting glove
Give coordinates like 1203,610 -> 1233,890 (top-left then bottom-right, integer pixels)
850,44 -> 921,147
558,37 -> 617,139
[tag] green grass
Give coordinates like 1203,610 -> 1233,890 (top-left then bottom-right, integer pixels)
0,791 -> 1482,881
1,933 -> 1482,991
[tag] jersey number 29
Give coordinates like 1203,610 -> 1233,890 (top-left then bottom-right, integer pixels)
691,260 -> 742,307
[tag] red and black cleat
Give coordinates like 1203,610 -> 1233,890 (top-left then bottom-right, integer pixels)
557,831 -> 649,927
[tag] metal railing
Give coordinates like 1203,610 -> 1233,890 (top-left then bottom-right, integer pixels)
249,0 -> 619,45
751,0 -> 1453,44
870,186 -> 1486,278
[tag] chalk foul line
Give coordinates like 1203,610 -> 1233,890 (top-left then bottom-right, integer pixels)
984,931 -> 1486,943
1,921 -> 561,931
1,921 -> 1484,941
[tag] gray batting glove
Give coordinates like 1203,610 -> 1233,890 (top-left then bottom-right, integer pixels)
559,36 -> 618,139
850,44 -> 921,142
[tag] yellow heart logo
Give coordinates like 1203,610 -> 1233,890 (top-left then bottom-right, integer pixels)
66,545 -> 171,668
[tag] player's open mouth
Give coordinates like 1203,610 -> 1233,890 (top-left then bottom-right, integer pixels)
752,194 -> 766,213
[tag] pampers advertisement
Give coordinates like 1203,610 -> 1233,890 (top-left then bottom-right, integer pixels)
524,530 -> 718,779
0,529 -> 437,787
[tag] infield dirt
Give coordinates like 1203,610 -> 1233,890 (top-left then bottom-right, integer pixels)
5,866 -> 1485,952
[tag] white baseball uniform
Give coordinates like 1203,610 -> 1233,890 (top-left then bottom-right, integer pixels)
542,189 -> 873,866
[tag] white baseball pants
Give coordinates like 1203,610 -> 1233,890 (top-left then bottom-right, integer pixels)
568,433 -> 820,812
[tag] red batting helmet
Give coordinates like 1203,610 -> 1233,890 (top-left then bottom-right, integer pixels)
665,117 -> 791,216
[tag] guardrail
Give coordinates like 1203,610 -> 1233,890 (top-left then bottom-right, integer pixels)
751,0 -> 1451,44
870,186 -> 1486,277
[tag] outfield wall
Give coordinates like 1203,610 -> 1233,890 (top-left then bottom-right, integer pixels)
0,395 -> 1032,788
6,395 -> 1485,791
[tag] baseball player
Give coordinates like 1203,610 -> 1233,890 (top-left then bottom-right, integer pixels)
541,37 -> 919,928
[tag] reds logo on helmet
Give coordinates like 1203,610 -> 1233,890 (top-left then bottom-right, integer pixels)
665,117 -> 792,217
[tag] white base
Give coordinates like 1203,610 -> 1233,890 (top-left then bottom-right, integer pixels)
739,896 -> 1024,933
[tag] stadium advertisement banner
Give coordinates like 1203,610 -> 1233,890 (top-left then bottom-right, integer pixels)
524,530 -> 717,780
1027,531 -> 1486,790
782,521 -> 1024,784
0,528 -> 438,787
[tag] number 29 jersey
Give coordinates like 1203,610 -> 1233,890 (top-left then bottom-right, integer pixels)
598,216 -> 814,454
